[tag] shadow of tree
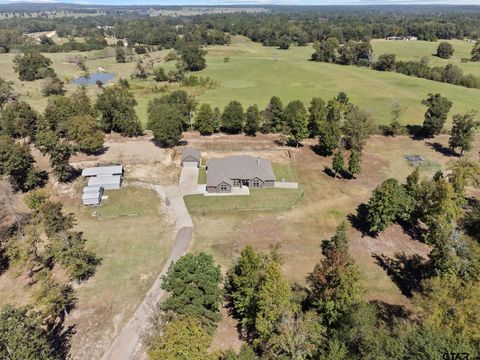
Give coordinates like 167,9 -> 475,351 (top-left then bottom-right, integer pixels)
310,144 -> 331,157
397,219 -> 425,243
370,300 -> 411,329
372,252 -> 431,297
347,203 -> 374,237
48,322 -> 76,360
426,141 -> 458,157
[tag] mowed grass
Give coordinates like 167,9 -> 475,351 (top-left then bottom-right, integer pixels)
196,37 -> 480,126
185,188 -> 304,213
272,162 -> 298,182
371,39 -> 480,77
63,186 -> 175,359
198,166 -> 207,184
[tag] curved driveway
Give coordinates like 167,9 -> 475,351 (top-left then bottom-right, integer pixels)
102,167 -> 203,360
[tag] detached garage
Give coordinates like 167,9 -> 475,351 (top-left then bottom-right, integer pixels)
181,148 -> 202,167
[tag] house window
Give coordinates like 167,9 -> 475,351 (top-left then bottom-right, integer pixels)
233,179 -> 240,187
219,184 -> 229,193
250,178 -> 262,188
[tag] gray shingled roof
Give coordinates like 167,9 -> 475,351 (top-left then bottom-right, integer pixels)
181,148 -> 202,162
82,165 -> 123,177
206,156 -> 275,187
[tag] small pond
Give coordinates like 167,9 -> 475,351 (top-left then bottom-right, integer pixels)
71,72 -> 115,85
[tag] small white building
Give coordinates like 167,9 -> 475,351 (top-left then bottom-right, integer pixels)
82,186 -> 104,206
82,165 -> 123,178
88,175 -> 122,190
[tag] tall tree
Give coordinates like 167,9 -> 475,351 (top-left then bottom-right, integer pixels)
49,143 -> 74,182
147,103 -> 183,147
13,50 -> 55,81
421,93 -> 452,137
95,84 -> 141,136
195,103 -> 215,136
222,101 -> 244,134
332,149 -> 345,179
348,148 -> 362,179
244,104 -> 260,136
181,45 -> 207,71
308,97 -> 326,137
436,42 -> 454,59
0,305 -> 58,360
342,106 -> 374,150
367,178 -> 414,234
307,249 -> 363,327
148,317 -> 214,360
0,78 -> 16,109
1,101 -> 40,139
254,259 -> 295,345
284,100 -> 309,146
448,112 -> 478,155
471,41 -> 480,62
263,96 -> 284,134
224,246 -> 262,336
67,115 -> 104,154
161,252 -> 223,333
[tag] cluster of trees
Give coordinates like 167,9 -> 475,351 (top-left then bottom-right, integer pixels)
126,44 -> 207,84
147,215 -> 480,359
311,39 -> 373,66
365,158 -> 480,281
12,50 -> 67,97
0,189 -> 100,358
0,85 -> 108,186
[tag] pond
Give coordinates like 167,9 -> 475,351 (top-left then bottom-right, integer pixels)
71,72 -> 115,85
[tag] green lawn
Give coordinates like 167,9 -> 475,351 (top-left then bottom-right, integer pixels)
185,188 -> 304,213
195,36 -> 480,126
371,39 -> 480,77
198,167 -> 207,184
272,162 -> 297,182
64,186 -> 175,358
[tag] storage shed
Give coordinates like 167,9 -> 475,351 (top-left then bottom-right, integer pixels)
82,165 -> 123,177
82,186 -> 104,206
181,148 -> 202,167
87,175 -> 122,190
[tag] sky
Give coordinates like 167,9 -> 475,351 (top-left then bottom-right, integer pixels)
2,0 -> 480,5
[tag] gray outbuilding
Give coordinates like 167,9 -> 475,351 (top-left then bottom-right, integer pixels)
82,186 -> 104,206
181,148 -> 202,167
82,165 -> 123,177
87,175 -> 122,190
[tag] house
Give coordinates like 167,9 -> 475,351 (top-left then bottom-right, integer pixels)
206,156 -> 275,193
181,148 -> 202,167
82,186 -> 104,206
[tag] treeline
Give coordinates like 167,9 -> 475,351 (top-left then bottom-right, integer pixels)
194,7 -> 480,48
311,39 -> 480,90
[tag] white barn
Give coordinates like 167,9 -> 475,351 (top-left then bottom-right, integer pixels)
82,186 -> 104,206
87,175 -> 122,190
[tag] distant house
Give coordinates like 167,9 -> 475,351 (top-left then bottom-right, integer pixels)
206,156 -> 275,193
386,36 -> 418,41
181,148 -> 202,167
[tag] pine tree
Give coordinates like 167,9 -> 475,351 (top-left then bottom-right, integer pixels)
244,104 -> 260,136
222,101 -> 244,134
348,148 -> 362,179
332,150 -> 345,179
195,103 -> 214,136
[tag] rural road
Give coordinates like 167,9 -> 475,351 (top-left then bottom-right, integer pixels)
102,167 -> 202,360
